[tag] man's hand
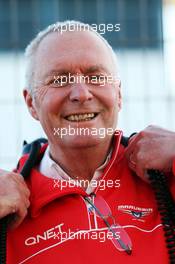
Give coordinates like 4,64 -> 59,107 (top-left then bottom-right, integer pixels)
125,126 -> 175,181
0,169 -> 30,229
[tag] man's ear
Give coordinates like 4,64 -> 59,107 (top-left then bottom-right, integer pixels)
117,81 -> 122,111
23,89 -> 39,120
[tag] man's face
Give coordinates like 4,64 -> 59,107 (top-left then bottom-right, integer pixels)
25,30 -> 122,148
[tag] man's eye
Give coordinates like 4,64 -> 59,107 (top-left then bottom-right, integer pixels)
50,76 -> 68,87
89,75 -> 106,85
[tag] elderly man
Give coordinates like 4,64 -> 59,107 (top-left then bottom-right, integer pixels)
0,21 -> 175,264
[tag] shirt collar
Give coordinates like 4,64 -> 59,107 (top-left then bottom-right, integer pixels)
38,145 -> 112,193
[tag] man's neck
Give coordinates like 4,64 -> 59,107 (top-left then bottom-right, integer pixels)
49,137 -> 113,182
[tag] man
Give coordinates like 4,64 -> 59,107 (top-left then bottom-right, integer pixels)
0,21 -> 175,264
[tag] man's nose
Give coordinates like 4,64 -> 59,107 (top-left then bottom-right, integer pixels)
69,83 -> 93,103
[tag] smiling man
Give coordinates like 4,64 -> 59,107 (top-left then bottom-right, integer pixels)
24,24 -> 121,184
0,21 -> 175,264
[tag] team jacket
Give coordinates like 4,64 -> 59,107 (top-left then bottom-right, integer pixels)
6,132 -> 175,264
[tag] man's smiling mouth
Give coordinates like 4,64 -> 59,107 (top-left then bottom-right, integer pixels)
64,112 -> 99,122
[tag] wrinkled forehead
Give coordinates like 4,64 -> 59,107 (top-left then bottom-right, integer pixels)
34,30 -> 116,75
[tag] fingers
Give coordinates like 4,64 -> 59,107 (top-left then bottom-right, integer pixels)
128,152 -> 137,171
125,132 -> 142,158
124,125 -> 174,181
125,132 -> 149,180
125,134 -> 139,171
0,195 -> 30,230
0,189 -> 30,216
0,171 -> 31,229
9,203 -> 29,230
11,173 -> 30,198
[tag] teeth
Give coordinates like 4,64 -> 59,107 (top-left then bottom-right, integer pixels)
66,113 -> 96,121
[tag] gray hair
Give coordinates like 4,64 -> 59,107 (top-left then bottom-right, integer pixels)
25,20 -> 119,91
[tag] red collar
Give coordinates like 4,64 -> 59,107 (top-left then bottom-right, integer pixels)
17,131 -> 124,217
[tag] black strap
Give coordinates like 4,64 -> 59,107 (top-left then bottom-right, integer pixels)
0,138 -> 44,264
121,133 -> 137,147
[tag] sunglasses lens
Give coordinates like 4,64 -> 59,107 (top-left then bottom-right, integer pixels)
108,224 -> 132,252
88,195 -> 132,253
93,195 -> 111,216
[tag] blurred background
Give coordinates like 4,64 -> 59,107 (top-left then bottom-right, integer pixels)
0,0 -> 175,170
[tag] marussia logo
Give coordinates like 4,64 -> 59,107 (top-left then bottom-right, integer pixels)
118,205 -> 153,222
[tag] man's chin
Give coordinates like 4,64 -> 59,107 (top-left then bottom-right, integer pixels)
57,134 -> 105,148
